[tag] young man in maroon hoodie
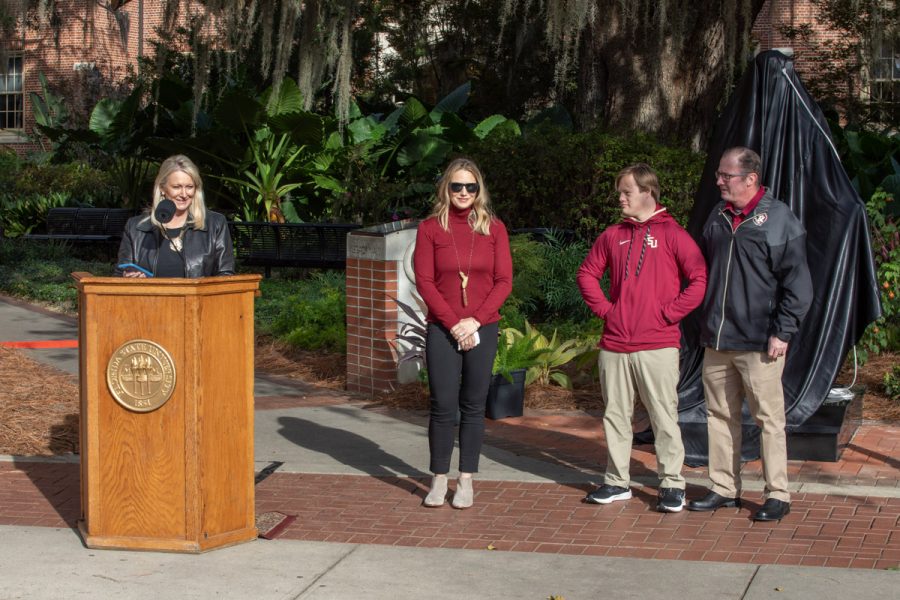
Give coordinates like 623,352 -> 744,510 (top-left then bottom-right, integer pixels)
577,164 -> 707,512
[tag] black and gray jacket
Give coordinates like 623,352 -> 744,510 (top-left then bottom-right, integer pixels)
699,189 -> 813,352
115,210 -> 235,278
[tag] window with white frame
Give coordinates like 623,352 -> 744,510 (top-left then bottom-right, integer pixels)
0,55 -> 24,130
871,27 -> 899,124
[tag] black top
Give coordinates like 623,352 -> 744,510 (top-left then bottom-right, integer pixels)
156,227 -> 186,277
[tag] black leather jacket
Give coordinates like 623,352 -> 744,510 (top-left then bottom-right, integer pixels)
115,211 -> 235,278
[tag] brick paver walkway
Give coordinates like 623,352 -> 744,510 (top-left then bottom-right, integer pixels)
2,444 -> 898,570
259,474 -> 900,570
4,297 -> 897,575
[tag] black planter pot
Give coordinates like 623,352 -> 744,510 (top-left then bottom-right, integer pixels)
486,369 -> 526,420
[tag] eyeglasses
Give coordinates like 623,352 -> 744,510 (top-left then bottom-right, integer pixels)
715,171 -> 747,182
449,182 -> 479,194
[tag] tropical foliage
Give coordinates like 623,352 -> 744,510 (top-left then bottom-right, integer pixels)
499,322 -> 591,389
830,122 -> 900,214
860,190 -> 900,356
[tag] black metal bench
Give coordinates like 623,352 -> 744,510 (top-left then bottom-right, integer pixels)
24,207 -> 136,244
228,221 -> 362,276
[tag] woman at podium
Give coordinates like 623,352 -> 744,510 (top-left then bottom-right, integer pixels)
116,155 -> 235,278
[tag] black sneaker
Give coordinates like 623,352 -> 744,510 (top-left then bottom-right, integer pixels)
657,488 -> 686,513
584,484 -> 632,505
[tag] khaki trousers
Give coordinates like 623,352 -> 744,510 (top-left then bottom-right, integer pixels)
599,348 -> 685,489
702,349 -> 790,502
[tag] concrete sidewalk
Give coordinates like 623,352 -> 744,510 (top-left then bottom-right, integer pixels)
1,295 -> 898,598
0,525 -> 897,600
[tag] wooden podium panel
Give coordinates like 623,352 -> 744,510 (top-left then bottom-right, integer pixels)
74,274 -> 261,553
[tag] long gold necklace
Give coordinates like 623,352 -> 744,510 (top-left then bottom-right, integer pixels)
448,214 -> 476,307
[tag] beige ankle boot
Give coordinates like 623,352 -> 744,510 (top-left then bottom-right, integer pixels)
423,475 -> 448,507
452,475 -> 474,509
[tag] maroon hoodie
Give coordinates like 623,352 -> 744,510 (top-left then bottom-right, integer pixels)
577,206 -> 707,353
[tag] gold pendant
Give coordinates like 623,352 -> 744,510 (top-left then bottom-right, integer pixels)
170,237 -> 183,252
459,271 -> 469,307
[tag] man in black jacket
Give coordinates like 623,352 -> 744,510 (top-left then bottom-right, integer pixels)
687,147 -> 812,522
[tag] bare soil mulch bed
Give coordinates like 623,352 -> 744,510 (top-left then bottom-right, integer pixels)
2,341 -> 896,457
0,346 -> 80,456
254,336 -> 346,390
837,352 -> 900,423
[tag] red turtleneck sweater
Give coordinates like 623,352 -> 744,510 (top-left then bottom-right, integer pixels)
413,207 -> 513,330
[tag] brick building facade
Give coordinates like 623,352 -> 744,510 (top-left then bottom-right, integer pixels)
752,0 -> 844,76
754,0 -> 897,121
1,0 -> 174,154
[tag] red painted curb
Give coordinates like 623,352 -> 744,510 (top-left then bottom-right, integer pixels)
0,340 -> 79,349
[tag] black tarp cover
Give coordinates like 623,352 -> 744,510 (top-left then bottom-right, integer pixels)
673,50 -> 882,465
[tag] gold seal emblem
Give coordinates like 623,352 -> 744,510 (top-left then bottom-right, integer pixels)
106,339 -> 176,412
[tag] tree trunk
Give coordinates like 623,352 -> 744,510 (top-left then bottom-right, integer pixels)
573,0 -> 766,149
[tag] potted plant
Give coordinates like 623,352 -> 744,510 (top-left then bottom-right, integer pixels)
488,327 -> 546,419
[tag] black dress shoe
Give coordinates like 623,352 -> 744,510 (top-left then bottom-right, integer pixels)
686,491 -> 741,512
753,498 -> 790,521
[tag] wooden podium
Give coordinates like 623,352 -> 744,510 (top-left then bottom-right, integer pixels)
72,273 -> 262,553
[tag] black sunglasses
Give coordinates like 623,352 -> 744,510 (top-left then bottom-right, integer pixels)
449,182 -> 479,194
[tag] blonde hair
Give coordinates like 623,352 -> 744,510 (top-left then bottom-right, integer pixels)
149,154 -> 208,230
616,163 -> 660,202
430,158 -> 494,235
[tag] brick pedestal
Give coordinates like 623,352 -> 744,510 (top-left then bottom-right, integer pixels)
345,222 -> 421,395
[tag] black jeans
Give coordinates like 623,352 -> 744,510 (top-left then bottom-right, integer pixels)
425,321 -> 500,474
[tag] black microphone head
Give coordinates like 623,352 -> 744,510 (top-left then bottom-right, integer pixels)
155,198 -> 176,224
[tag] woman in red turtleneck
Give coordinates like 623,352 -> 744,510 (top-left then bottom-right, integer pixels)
413,157 -> 512,509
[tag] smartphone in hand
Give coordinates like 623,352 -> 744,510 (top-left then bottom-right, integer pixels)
117,263 -> 154,277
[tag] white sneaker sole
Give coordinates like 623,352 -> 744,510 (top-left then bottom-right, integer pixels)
585,490 -> 633,505
657,499 -> 686,513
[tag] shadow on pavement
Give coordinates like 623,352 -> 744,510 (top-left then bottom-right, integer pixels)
276,416 -> 431,494
11,458 -> 80,530
846,442 -> 900,469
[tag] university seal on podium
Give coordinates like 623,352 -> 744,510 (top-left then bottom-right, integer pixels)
106,340 -> 176,412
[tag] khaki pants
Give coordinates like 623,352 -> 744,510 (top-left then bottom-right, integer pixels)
599,348 -> 685,489
702,349 -> 790,502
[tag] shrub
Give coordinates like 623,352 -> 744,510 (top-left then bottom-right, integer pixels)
505,231 -> 593,327
540,232 -> 592,323
506,234 -> 547,318
262,271 -> 347,353
0,239 -> 113,312
0,148 -> 21,189
469,126 -> 704,239
859,189 -> 900,357
13,161 -> 119,207
884,365 -> 900,402
0,192 -> 73,237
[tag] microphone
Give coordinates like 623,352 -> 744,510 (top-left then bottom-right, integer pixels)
155,197 -> 176,224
